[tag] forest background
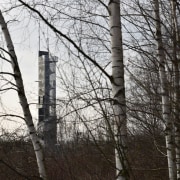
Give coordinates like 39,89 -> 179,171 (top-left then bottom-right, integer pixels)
0,0 -> 179,179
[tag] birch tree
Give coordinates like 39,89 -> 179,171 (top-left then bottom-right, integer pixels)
0,11 -> 47,180
122,0 -> 180,178
170,0 -> 180,178
109,0 -> 129,179
154,0 -> 176,179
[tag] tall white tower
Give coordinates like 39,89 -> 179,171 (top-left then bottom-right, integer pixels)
38,51 -> 57,148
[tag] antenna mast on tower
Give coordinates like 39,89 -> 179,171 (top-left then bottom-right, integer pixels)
37,22 -> 58,149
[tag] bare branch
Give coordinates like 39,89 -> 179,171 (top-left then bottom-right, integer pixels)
18,0 -> 112,82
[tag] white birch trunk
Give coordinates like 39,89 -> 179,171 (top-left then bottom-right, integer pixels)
154,1 -> 176,179
170,0 -> 180,178
0,11 -> 47,180
109,1 -> 129,179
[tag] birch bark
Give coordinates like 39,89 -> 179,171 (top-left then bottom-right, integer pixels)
0,11 -> 47,180
154,0 -> 176,179
170,1 -> 180,178
109,1 -> 129,179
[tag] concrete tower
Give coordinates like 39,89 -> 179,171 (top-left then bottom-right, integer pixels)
38,51 -> 57,148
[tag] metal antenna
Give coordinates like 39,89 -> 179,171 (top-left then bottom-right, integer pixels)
47,20 -> 49,52
38,20 -> 41,51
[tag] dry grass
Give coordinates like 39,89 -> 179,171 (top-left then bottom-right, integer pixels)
0,134 -> 168,180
